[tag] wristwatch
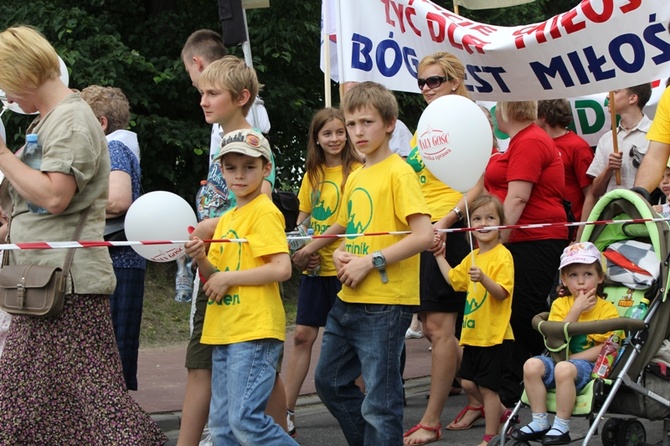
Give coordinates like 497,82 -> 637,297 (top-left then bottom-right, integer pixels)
451,206 -> 464,221
372,251 -> 388,284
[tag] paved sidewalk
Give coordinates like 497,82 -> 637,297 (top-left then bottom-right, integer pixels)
133,329 -> 432,423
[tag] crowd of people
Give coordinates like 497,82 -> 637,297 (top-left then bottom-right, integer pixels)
0,22 -> 669,446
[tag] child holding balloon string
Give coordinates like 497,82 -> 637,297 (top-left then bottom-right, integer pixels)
436,194 -> 515,446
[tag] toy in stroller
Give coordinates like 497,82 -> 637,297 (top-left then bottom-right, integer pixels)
491,190 -> 670,446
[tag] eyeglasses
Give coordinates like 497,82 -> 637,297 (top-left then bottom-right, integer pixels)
417,76 -> 451,90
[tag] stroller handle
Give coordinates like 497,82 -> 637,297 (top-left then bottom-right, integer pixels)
532,312 -> 647,360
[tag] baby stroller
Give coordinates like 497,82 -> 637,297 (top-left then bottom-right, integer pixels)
492,189 -> 670,446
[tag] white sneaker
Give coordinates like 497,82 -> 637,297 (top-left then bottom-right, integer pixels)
287,410 -> 297,438
405,328 -> 423,339
199,433 -> 213,446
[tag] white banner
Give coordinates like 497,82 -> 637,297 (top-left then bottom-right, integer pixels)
455,0 -> 535,10
321,0 -> 670,101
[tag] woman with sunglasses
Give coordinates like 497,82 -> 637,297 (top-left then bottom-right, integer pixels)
403,52 -> 487,446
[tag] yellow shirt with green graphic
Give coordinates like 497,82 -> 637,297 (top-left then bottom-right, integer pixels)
448,244 -> 515,347
407,133 -> 463,220
336,154 -> 430,305
297,163 -> 362,276
201,194 -> 288,345
549,294 -> 620,355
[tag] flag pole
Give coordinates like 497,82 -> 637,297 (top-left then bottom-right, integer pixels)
608,91 -> 622,185
323,1 -> 332,107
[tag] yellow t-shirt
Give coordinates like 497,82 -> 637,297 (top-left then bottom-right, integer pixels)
549,295 -> 620,355
297,163 -> 361,276
201,194 -> 288,345
336,154 -> 430,305
406,133 -> 463,220
448,243 -> 515,347
648,86 -> 670,145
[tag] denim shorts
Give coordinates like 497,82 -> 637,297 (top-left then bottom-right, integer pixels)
536,355 -> 594,392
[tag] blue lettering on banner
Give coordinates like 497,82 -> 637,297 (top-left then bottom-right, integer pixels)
351,32 -> 419,78
466,65 -> 510,94
530,15 -> 670,90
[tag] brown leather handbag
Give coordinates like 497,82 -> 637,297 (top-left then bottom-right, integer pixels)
0,210 -> 87,318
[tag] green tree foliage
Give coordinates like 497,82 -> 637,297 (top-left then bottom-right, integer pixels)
0,0 -> 579,203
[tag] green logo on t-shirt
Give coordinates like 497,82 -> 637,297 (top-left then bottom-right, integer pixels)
345,188 -> 373,239
406,147 -> 424,173
311,180 -> 340,221
462,290 -> 488,329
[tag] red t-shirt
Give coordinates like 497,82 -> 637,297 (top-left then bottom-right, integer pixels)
554,131 -> 594,221
485,124 -> 568,242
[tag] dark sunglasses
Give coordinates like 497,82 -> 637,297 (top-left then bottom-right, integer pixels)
417,76 -> 451,89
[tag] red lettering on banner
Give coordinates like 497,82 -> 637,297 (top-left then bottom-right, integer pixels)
513,0 -> 640,50
620,0 -> 642,14
580,0 -> 614,23
380,0 -> 422,37
427,12 -> 489,53
561,9 -> 586,35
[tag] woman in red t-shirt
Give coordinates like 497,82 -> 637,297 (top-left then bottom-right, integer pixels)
485,100 -> 569,406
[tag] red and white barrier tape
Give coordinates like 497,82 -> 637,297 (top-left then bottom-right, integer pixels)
0,216 -> 667,250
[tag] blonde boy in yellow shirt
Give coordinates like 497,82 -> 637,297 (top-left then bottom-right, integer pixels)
185,129 -> 297,445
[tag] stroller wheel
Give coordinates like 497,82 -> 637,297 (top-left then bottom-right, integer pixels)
602,418 -> 623,446
616,419 -> 646,446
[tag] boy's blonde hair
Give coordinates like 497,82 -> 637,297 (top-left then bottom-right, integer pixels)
417,51 -> 470,99
198,55 -> 261,117
0,26 -> 61,96
80,85 -> 130,135
340,81 -> 398,126
496,100 -> 538,123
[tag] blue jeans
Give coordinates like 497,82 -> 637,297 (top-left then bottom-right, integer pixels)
315,299 -> 412,445
209,339 -> 298,446
536,355 -> 594,392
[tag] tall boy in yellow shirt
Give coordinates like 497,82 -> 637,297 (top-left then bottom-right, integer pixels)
295,81 -> 433,444
184,129 -> 297,445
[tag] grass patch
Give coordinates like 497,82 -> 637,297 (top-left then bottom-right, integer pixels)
140,261 -> 301,349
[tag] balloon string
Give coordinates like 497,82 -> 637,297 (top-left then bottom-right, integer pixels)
464,198 -> 477,293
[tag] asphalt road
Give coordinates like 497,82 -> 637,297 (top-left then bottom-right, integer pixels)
162,377 -> 669,445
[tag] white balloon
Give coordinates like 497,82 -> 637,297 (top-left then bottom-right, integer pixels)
415,95 -> 493,193
0,55 -> 70,115
124,191 -> 197,263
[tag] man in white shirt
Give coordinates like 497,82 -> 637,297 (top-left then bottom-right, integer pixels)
585,83 -> 652,215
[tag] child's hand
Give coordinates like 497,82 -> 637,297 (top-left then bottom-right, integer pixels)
292,247 -> 311,268
185,236 -> 206,261
574,288 -> 597,313
653,204 -> 663,213
337,254 -> 372,288
305,253 -> 320,271
333,250 -> 354,272
468,266 -> 485,283
202,271 -> 231,303
427,223 -> 445,254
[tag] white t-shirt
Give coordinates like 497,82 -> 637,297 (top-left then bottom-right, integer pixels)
390,119 -> 412,158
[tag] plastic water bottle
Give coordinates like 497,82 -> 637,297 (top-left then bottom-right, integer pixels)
23,134 -> 49,214
592,331 -> 623,379
195,180 -> 208,222
624,297 -> 649,339
288,224 -> 310,254
175,255 -> 194,302
624,298 -> 649,320
306,228 -> 321,277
